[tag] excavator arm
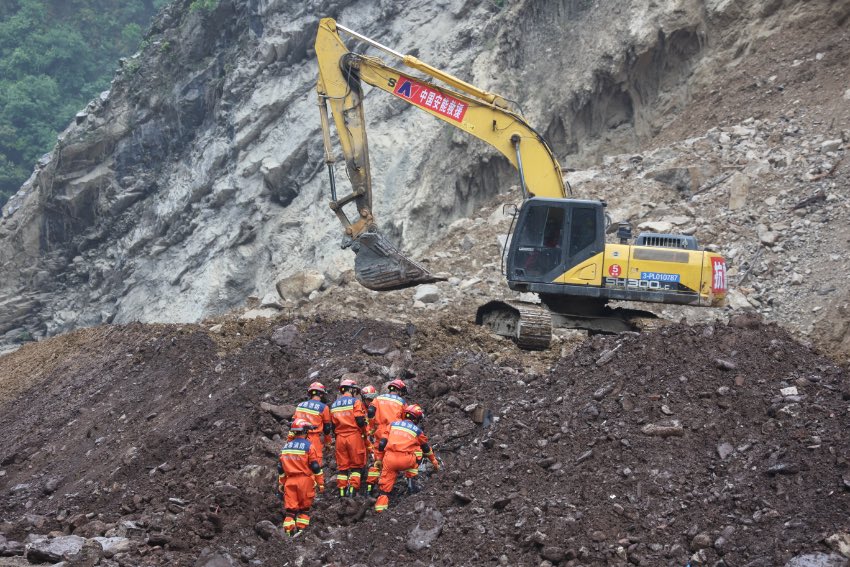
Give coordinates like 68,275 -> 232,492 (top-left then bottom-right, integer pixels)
315,18 -> 566,290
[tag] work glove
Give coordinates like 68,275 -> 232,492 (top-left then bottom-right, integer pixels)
313,473 -> 325,493
373,459 -> 382,470
277,474 -> 286,493
428,453 -> 440,472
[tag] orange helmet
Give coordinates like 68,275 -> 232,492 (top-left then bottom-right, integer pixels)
339,378 -> 360,393
403,404 -> 424,423
307,382 -> 326,396
388,379 -> 407,394
290,418 -> 314,434
361,385 -> 378,400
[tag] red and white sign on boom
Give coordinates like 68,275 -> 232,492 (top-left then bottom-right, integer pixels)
392,75 -> 468,123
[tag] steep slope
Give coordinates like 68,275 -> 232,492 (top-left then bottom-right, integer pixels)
2,0 -> 846,354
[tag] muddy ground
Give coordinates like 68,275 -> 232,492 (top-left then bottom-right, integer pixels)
0,313 -> 848,566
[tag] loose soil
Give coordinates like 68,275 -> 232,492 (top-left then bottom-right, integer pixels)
1,314 -> 848,566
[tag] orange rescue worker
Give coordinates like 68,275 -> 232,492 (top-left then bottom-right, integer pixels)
330,379 -> 369,497
288,382 -> 333,465
360,385 -> 380,495
374,404 -> 440,513
366,379 -> 407,496
277,419 -> 324,535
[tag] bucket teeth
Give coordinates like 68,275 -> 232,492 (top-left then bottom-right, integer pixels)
353,231 -> 446,291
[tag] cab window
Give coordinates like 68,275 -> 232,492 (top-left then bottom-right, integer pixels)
569,207 -> 596,257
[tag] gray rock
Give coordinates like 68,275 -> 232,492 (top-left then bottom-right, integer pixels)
641,422 -> 684,437
239,546 -> 257,561
820,139 -> 843,153
690,532 -> 712,551
259,292 -> 283,309
254,520 -> 278,540
645,167 -> 700,194
825,533 -> 850,558
91,537 -> 131,558
757,224 -> 780,246
406,508 -> 444,552
727,172 -> 750,209
239,307 -> 280,320
23,514 -> 47,529
43,478 -> 61,495
784,552 -> 848,567
194,551 -> 237,567
541,546 -> 566,562
362,338 -> 394,355
67,538 -> 104,567
75,519 -> 109,538
0,536 -> 24,556
715,358 -> 737,371
717,442 -> 734,460
413,285 -> 440,304
271,324 -> 300,348
428,381 -> 449,397
637,220 -> 674,233
26,535 -> 86,563
259,402 -> 295,421
276,271 -> 325,300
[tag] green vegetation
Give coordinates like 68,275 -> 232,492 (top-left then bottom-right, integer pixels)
189,0 -> 217,13
0,0 -> 168,207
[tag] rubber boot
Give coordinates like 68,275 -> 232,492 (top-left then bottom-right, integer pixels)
337,471 -> 348,497
374,494 -> 389,513
295,513 -> 310,533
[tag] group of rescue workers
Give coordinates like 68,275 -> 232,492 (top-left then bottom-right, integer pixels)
276,377 -> 440,535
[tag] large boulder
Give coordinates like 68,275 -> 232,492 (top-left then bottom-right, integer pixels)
26,535 -> 86,563
276,271 -> 325,300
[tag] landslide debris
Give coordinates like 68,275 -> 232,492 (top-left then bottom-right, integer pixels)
0,315 -> 848,566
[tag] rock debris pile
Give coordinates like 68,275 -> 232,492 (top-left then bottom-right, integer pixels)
0,315 -> 848,566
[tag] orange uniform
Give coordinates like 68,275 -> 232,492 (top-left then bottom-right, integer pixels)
289,399 -> 332,463
366,393 -> 405,493
330,393 -> 368,494
369,393 -> 406,441
374,419 -> 437,512
278,437 -> 323,534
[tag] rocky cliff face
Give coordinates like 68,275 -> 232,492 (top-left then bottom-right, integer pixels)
0,0 -> 846,351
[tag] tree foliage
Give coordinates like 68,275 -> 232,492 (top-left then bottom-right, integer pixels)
0,0 -> 164,206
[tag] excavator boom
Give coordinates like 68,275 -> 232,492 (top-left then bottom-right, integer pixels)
315,18 -> 565,290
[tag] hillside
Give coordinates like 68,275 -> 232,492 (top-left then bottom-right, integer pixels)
0,0 -> 847,360
0,0 -> 164,206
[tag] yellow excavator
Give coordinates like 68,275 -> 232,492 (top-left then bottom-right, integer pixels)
315,19 -> 727,348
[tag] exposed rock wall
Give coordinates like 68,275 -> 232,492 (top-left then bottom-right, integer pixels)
0,0 -> 832,346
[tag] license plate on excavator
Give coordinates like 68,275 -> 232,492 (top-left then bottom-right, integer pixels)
352,231 -> 446,291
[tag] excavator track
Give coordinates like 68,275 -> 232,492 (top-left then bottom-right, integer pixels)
476,300 -> 664,350
476,300 -> 552,350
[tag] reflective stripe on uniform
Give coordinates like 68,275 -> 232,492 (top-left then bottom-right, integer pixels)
295,407 -> 321,415
281,449 -> 307,456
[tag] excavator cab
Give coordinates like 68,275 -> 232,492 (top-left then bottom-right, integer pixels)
507,198 -> 605,285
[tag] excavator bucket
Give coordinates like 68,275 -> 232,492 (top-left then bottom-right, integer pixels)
352,231 -> 446,291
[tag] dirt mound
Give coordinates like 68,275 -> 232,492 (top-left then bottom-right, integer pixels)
0,316 -> 848,566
